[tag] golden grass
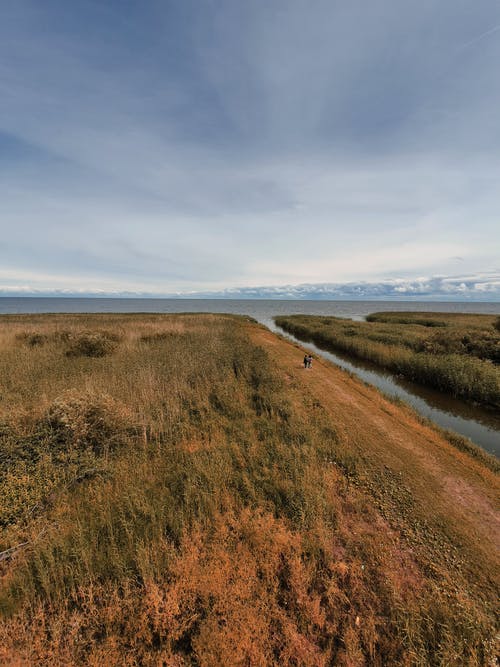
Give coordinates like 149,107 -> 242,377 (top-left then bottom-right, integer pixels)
0,314 -> 498,665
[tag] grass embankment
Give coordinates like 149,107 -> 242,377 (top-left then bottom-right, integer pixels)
0,314 -> 498,665
275,312 -> 500,409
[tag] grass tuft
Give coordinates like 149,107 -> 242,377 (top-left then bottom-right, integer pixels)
64,331 -> 121,357
15,332 -> 49,347
46,389 -> 136,455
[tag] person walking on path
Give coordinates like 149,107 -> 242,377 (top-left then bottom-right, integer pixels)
304,354 -> 309,369
306,354 -> 313,369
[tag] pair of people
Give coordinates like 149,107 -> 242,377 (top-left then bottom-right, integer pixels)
303,353 -> 313,369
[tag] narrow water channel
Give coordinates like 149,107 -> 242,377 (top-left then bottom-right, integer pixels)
272,323 -> 500,457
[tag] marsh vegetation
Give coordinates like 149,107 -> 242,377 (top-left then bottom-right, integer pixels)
0,314 -> 498,665
275,312 -> 500,409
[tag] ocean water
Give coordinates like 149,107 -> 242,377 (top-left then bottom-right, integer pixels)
1,297 -> 498,454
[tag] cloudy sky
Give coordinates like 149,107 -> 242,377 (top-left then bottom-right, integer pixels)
1,0 -> 499,298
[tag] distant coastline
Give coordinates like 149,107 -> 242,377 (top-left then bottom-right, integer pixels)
1,298 -> 498,323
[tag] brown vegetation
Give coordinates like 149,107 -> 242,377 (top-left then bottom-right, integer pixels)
0,314 -> 498,665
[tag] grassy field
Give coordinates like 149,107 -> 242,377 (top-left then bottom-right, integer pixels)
0,314 -> 498,665
275,312 -> 500,409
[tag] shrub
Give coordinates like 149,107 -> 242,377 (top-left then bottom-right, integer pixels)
15,332 -> 49,347
46,390 -> 136,455
64,331 -> 120,357
0,391 -> 135,528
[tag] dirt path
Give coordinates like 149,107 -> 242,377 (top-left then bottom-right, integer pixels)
249,325 -> 500,563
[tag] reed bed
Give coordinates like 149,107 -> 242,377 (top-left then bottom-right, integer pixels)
0,314 -> 498,665
275,312 -> 500,408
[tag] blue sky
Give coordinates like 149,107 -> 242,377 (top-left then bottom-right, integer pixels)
1,0 -> 499,298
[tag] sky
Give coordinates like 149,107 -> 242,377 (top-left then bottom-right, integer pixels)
1,0 -> 499,299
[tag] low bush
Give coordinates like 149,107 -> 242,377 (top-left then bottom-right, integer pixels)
46,390 -> 136,455
64,331 -> 121,357
15,332 -> 49,347
0,391 -> 136,527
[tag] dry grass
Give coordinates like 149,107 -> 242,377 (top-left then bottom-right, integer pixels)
0,314 -> 498,665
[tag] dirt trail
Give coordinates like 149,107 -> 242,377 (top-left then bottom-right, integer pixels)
249,325 -> 500,557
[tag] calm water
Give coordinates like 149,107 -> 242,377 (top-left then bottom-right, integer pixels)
1,297 -> 499,455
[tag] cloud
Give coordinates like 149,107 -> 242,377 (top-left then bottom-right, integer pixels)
1,273 -> 499,302
0,1 -> 499,296
190,273 -> 500,300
